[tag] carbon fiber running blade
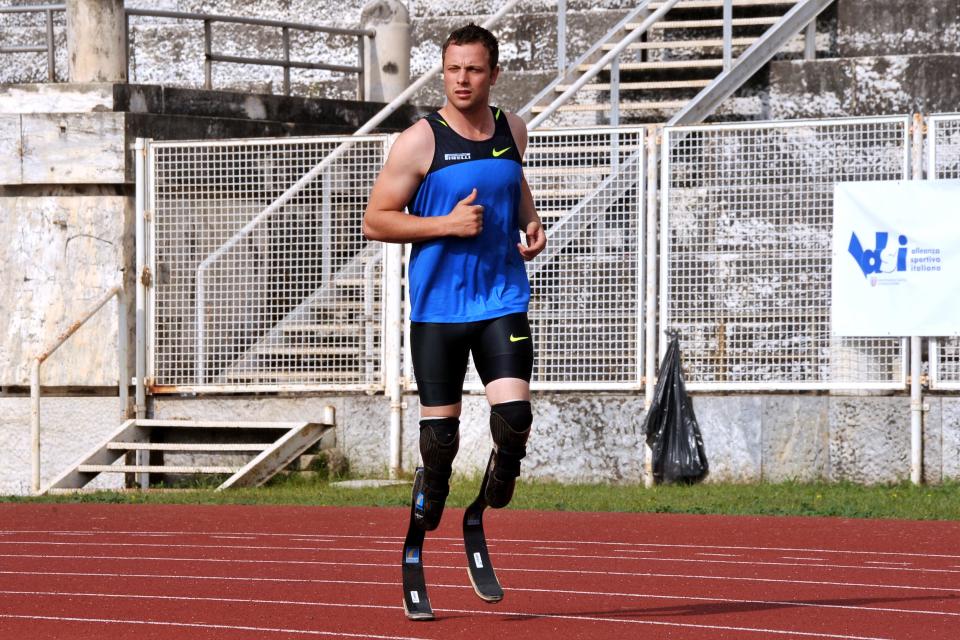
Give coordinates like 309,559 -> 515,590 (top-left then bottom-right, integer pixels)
402,468 -> 434,620
463,451 -> 503,603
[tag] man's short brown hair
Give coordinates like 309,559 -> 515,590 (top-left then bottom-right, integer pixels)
442,24 -> 499,70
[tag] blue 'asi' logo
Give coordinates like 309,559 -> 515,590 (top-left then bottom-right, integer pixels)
848,232 -> 908,278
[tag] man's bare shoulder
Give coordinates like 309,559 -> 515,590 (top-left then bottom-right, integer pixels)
505,112 -> 529,153
387,118 -> 434,175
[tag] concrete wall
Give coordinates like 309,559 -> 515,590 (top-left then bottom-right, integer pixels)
0,193 -> 133,387
4,391 -> 956,495
769,53 -> 960,120
0,395 -> 125,494
769,0 -> 960,119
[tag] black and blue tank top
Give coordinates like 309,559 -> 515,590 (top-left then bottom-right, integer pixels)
407,106 -> 530,323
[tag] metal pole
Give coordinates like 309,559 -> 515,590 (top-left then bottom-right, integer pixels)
910,112 -> 925,485
911,336 -> 923,484
134,139 -> 147,421
123,10 -> 130,81
357,36 -> 366,101
557,0 -> 567,73
804,20 -> 816,61
384,240 -> 404,478
643,126 -> 659,489
610,55 -> 620,127
135,138 -> 149,488
45,9 -> 55,82
203,19 -> 212,90
282,26 -> 291,96
31,360 -> 41,494
118,289 -> 128,421
722,0 -> 733,71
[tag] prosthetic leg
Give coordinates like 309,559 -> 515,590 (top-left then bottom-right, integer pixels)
484,400 -> 532,508
402,417 -> 459,620
463,400 -> 532,602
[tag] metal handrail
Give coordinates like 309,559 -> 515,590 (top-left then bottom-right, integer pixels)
0,5 -> 371,96
0,4 -> 61,82
30,285 -> 128,494
192,0 -> 523,384
527,0 -> 682,129
124,9 -> 375,97
668,0 -> 834,126
518,0 -> 656,120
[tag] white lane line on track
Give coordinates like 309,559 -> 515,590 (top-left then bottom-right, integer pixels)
2,529 -> 958,561
783,557 -> 829,562
533,546 -> 576,551
0,590 -> 892,640
3,559 -> 960,595
697,553 -> 742,557
0,614 -> 428,640
291,538 -> 334,543
1,573 -> 957,619
212,536 -> 257,541
865,562 -> 912,566
3,542 -> 956,576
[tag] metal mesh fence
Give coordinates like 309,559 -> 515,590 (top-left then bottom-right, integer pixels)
405,127 -> 646,391
148,136 -> 388,392
928,114 -> 960,389
661,117 -> 911,390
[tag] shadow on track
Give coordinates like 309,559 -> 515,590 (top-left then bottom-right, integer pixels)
501,593 -> 959,622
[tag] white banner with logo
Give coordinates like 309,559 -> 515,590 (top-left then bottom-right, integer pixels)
832,179 -> 960,336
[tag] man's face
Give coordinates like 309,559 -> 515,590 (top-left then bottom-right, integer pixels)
442,41 -> 499,112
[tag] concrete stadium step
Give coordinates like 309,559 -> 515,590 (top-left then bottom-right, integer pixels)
629,17 -> 780,30
578,59 -> 724,72
600,37 -> 758,52
532,100 -> 688,114
43,415 -> 335,494
528,144 -> 644,155
649,0 -> 796,7
529,187 -> 600,198
281,323 -> 365,334
525,165 -> 613,176
253,346 -> 363,356
524,145 -> 637,156
556,79 -> 712,92
222,370 -> 365,382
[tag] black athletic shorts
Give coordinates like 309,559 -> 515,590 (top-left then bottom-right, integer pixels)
410,312 -> 534,407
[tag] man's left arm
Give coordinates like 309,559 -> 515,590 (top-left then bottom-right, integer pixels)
508,114 -> 546,261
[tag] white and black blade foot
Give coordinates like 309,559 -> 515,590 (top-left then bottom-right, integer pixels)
402,468 -> 434,620
463,451 -> 504,603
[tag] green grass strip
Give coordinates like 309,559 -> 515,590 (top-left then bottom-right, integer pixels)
5,477 -> 960,521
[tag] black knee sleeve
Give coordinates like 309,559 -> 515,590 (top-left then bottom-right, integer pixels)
490,401 -> 532,477
419,417 -> 460,488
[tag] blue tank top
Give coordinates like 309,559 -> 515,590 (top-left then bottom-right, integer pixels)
407,107 -> 530,323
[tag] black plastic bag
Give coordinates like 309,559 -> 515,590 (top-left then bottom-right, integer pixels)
642,334 -> 709,484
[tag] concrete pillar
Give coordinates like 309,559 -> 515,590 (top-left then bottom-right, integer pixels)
360,0 -> 411,103
66,0 -> 127,83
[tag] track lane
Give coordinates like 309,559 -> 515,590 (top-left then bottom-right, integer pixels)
1,504 -> 958,639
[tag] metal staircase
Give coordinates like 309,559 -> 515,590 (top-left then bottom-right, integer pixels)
520,0 -> 830,126
43,415 -> 335,494
217,243 -> 382,389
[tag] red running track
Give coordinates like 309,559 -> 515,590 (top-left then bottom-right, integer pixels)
0,504 -> 958,639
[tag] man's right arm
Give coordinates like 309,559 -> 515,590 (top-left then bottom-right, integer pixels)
363,120 -> 484,243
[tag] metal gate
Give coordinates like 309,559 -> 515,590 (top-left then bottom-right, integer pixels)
927,114 -> 960,390
661,116 -> 912,390
145,135 -> 390,393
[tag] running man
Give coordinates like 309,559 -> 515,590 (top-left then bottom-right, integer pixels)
363,24 -> 546,531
